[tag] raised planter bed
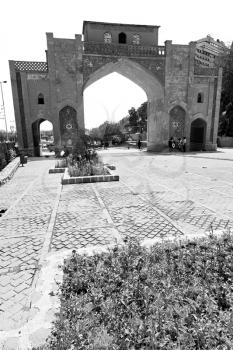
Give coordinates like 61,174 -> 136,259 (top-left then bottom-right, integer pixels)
49,167 -> 66,174
61,167 -> 119,185
0,157 -> 20,186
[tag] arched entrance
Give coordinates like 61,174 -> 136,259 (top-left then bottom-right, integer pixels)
190,118 -> 206,151
169,106 -> 185,139
83,58 -> 164,151
32,119 -> 54,156
84,72 -> 147,131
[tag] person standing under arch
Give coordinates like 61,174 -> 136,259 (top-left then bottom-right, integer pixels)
137,139 -> 142,150
183,137 -> 186,152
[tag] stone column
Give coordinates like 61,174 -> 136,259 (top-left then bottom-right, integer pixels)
20,72 -> 34,153
186,41 -> 196,151
205,77 -> 215,150
75,34 -> 85,131
9,61 -> 24,149
46,33 -> 60,148
212,67 -> 223,148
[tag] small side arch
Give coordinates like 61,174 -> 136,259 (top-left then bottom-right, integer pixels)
190,117 -> 207,151
168,101 -> 187,114
119,32 -> 127,44
32,118 -> 54,156
38,93 -> 44,104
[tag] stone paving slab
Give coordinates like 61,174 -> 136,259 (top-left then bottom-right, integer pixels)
54,210 -> 109,229
51,226 -> 118,251
7,203 -> 54,218
0,236 -> 43,272
57,197 -> 101,212
0,268 -> 36,331
0,216 -> 50,237
0,158 -> 59,333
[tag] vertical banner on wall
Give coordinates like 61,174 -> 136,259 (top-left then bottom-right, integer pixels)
59,106 -> 78,146
169,106 -> 185,139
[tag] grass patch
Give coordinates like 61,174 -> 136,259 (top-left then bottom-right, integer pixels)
36,233 -> 233,349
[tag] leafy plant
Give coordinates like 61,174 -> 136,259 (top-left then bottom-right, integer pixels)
38,233 -> 233,349
67,150 -> 109,177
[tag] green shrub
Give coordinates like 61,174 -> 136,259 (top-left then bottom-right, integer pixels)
39,233 -> 233,349
68,153 -> 109,177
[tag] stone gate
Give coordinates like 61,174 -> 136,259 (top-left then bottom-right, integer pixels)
9,21 -> 222,155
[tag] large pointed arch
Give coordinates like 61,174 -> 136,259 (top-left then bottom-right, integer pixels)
83,58 -> 165,151
83,58 -> 163,101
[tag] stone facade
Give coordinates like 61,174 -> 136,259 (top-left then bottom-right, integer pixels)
9,21 -> 222,155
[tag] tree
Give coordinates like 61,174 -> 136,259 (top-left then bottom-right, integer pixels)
128,107 -> 138,133
125,102 -> 148,133
137,102 -> 147,132
218,44 -> 233,136
89,121 -> 123,141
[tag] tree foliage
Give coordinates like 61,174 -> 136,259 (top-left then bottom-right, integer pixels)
89,121 -> 123,140
88,101 -> 148,140
219,45 -> 233,136
125,102 -> 147,133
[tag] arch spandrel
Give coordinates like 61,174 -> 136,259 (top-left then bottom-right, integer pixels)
83,58 -> 164,101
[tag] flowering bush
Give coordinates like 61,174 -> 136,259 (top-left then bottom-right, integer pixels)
38,232 -> 233,349
68,151 -> 108,177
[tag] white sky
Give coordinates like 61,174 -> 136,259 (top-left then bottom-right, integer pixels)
0,0 -> 233,132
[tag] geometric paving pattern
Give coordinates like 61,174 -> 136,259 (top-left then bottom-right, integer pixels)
0,269 -> 35,330
51,226 -> 118,251
2,149 -> 233,337
0,216 -> 50,237
0,236 -> 43,274
0,161 -> 59,331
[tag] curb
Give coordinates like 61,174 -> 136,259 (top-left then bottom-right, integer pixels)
49,168 -> 66,174
0,158 -> 20,186
61,168 -> 119,185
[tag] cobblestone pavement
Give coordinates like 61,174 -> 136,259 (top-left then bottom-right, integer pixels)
100,148 -> 233,236
51,182 -> 183,252
1,149 -> 233,344
0,159 -> 60,332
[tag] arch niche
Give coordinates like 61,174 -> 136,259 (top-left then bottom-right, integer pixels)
59,106 -> 78,147
190,118 -> 206,151
169,105 -> 186,139
83,58 -> 165,151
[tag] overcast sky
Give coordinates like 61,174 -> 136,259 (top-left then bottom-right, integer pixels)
0,0 -> 232,131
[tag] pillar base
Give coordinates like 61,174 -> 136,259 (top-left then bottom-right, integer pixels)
204,143 -> 217,151
147,142 -> 168,152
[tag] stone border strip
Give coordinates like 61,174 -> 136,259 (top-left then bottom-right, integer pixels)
61,168 -> 119,185
0,157 -> 20,186
91,183 -> 123,244
49,164 -> 116,175
49,168 -> 65,174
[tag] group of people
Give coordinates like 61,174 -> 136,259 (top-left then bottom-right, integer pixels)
168,137 -> 186,152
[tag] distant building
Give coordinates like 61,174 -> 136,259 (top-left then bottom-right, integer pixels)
195,35 -> 229,67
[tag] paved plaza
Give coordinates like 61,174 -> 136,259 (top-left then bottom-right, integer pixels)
1,148 -> 233,348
